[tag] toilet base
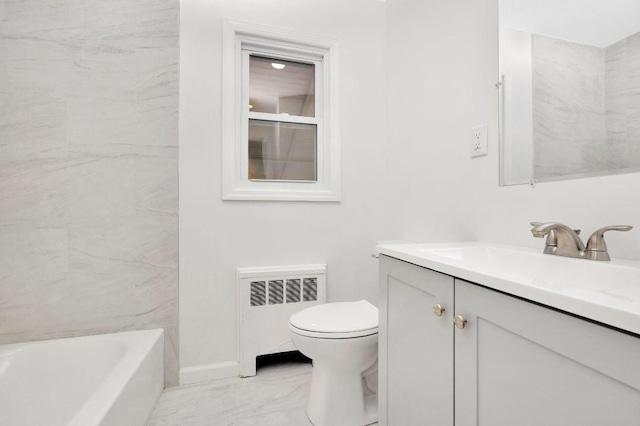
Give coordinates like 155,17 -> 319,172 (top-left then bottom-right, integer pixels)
288,300 -> 379,426
306,360 -> 378,426
364,393 -> 379,425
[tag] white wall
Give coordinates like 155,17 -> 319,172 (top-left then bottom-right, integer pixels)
181,0 -> 640,378
180,0 -> 391,372
386,0 -> 640,260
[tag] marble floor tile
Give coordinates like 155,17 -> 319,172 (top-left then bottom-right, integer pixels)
148,361 -> 313,426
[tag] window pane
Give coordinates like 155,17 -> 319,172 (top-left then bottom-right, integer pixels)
249,55 -> 315,117
248,120 -> 317,181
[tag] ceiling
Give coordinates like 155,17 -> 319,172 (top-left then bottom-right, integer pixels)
500,0 -> 640,47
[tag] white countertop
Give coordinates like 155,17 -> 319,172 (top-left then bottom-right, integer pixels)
377,241 -> 640,336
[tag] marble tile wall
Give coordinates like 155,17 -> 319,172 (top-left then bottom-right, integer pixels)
0,0 -> 179,385
605,31 -> 640,170
533,31 -> 640,180
532,34 -> 606,180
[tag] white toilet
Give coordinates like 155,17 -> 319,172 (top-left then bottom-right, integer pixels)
289,300 -> 378,426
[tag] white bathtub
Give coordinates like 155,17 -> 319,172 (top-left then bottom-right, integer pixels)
0,329 -> 164,426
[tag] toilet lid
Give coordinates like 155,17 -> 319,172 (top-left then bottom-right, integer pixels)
289,300 -> 378,334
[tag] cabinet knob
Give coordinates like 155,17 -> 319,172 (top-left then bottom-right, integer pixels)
433,303 -> 445,317
454,314 -> 467,329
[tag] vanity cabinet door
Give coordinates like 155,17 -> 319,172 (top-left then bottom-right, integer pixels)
379,255 -> 454,426
454,279 -> 640,426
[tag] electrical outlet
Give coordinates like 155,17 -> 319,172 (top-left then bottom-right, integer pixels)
471,124 -> 488,158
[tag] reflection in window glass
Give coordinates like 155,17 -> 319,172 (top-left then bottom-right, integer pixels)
248,120 -> 317,181
249,56 -> 315,117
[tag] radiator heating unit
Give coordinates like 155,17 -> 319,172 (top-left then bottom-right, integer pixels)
237,264 -> 327,377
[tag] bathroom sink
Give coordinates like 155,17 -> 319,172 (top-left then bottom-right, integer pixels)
415,244 -> 640,292
376,241 -> 640,335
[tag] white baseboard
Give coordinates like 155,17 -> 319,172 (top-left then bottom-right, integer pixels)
179,361 -> 239,386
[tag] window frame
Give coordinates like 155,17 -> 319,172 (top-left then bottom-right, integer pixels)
222,20 -> 340,202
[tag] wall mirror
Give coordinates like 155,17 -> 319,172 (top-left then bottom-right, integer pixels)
499,0 -> 640,186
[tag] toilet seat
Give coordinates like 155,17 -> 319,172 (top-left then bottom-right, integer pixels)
289,324 -> 378,339
289,300 -> 378,339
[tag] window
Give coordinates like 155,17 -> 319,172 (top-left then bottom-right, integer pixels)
246,55 -> 318,182
222,21 -> 340,201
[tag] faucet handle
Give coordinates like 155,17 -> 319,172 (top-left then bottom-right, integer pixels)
586,225 -> 633,253
584,225 -> 633,261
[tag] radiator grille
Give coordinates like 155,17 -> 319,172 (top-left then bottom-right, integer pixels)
250,281 -> 266,306
249,277 -> 318,306
286,279 -> 301,303
268,280 -> 284,304
303,277 -> 318,302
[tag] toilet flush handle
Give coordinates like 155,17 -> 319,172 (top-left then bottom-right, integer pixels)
433,303 -> 445,317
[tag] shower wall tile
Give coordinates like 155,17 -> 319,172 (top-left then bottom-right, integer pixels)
0,37 -> 74,97
66,99 -> 140,149
67,217 -> 178,268
50,256 -> 140,333
0,221 -> 68,288
533,34 -> 606,179
137,47 -> 180,102
0,0 -> 179,386
0,36 -> 72,163
68,0 -> 179,50
0,159 -> 70,220
65,46 -> 178,151
0,221 -> 68,340
604,31 -> 640,170
135,47 -> 179,147
135,158 -> 179,216
68,44 -> 138,102
605,39 -> 628,169
0,95 -> 68,163
66,157 -> 137,218
627,32 -> 640,168
135,268 -> 179,328
68,143 -> 178,159
66,97 -> 177,152
0,0 -> 71,39
534,30 -> 640,178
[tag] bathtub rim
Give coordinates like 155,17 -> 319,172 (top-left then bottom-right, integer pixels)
0,328 -> 165,426
68,328 -> 165,426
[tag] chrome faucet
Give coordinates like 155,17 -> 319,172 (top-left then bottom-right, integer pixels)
530,222 -> 632,261
530,222 -> 585,258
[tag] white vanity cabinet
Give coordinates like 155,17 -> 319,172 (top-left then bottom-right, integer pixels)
379,254 -> 640,426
